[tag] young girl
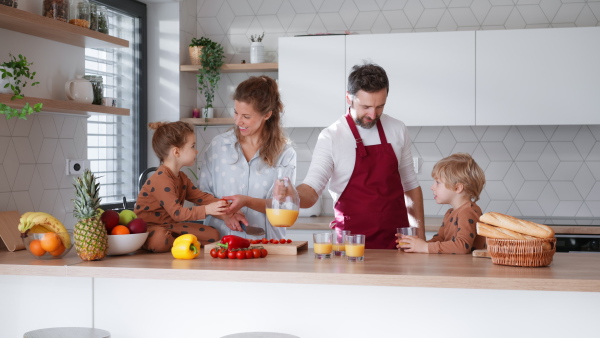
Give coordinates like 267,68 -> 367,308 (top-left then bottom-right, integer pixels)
398,153 -> 486,254
135,121 -> 227,252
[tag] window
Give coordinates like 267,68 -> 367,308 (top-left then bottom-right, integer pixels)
85,0 -> 147,207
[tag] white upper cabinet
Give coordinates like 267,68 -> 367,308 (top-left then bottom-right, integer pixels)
346,31 -> 475,126
279,35 -> 346,128
476,27 -> 600,125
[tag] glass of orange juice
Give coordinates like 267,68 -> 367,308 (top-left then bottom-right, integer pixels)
332,230 -> 350,256
397,227 -> 417,249
313,232 -> 333,259
344,234 -> 365,262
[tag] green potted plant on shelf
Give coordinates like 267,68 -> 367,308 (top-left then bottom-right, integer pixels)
189,37 -> 212,65
0,53 -> 43,120
194,37 -> 224,119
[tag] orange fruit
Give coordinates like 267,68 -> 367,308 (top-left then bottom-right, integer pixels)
40,233 -> 61,252
50,243 -> 66,257
29,240 -> 46,256
111,225 -> 130,235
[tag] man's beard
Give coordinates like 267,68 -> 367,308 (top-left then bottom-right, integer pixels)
355,115 -> 379,129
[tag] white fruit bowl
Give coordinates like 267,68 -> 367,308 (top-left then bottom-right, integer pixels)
107,232 -> 149,256
22,231 -> 74,260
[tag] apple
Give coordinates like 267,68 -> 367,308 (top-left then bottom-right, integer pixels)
119,209 -> 137,226
101,209 -> 120,233
127,218 -> 147,234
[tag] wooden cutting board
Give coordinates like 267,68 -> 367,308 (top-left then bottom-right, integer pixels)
203,241 -> 308,256
0,211 -> 25,252
472,249 -> 491,258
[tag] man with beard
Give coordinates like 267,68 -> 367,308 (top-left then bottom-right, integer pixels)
296,63 -> 424,249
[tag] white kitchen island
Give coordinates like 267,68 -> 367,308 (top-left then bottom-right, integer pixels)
1,247 -> 599,338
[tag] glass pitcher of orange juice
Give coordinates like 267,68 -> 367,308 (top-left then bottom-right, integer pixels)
265,166 -> 299,227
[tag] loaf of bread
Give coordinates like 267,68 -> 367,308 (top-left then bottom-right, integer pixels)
479,212 -> 555,238
476,222 -> 536,240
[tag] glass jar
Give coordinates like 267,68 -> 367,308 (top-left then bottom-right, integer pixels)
43,0 -> 69,23
0,0 -> 18,8
83,75 -> 103,105
265,166 -> 300,228
92,5 -> 109,34
69,0 -> 90,28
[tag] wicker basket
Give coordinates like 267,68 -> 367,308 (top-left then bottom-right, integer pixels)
189,46 -> 204,65
486,237 -> 556,267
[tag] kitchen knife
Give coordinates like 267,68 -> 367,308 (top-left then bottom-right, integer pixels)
239,222 -> 265,236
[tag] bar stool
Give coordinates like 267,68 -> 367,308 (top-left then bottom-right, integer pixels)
23,327 -> 111,338
221,333 -> 299,338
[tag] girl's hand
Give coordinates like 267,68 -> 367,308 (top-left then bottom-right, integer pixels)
223,212 -> 249,232
396,234 -> 428,253
205,200 -> 228,216
221,195 -> 248,214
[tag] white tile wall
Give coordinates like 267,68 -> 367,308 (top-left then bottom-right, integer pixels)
178,0 -> 600,222
0,114 -> 87,229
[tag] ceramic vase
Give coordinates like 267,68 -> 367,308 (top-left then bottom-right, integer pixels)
250,42 -> 264,64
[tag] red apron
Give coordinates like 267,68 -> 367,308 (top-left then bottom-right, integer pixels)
331,113 -> 410,249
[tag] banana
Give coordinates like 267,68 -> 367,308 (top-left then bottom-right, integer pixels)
28,224 -> 50,234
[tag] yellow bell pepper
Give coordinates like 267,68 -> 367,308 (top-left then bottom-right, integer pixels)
171,234 -> 201,259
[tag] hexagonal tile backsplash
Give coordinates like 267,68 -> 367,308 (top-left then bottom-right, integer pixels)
0,114 -> 87,230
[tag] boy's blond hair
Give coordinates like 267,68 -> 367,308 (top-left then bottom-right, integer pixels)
431,153 -> 486,202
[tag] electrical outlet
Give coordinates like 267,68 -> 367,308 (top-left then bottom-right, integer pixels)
66,159 -> 89,175
413,157 -> 422,174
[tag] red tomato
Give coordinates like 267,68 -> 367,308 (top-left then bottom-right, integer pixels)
261,238 -> 268,244
250,240 -> 258,244
287,239 -> 292,243
260,248 -> 268,258
279,239 -> 286,244
218,249 -> 227,259
245,250 -> 253,259
236,251 -> 246,259
209,248 -> 218,258
228,251 -> 237,259
252,248 -> 261,258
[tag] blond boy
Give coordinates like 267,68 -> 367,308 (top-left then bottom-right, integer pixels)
398,153 -> 486,254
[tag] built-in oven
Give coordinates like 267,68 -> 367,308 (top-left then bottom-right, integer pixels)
555,234 -> 600,253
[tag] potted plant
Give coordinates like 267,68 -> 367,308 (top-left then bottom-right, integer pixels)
189,37 -> 212,66
195,37 -> 224,119
0,53 -> 43,120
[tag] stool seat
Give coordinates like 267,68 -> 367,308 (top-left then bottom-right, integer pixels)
24,327 -> 110,338
221,333 -> 299,338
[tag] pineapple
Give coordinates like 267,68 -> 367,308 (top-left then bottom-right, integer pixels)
73,169 -> 108,261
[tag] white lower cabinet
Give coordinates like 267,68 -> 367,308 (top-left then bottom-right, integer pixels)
476,27 -> 600,125
346,31 -> 476,126
278,35 -> 346,128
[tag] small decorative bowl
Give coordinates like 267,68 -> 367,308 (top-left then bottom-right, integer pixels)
22,231 -> 74,260
107,232 -> 149,256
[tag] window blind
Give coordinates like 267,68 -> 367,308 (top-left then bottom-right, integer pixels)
85,6 -> 139,204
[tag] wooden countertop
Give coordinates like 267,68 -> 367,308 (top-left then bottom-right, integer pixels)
293,217 -> 600,234
1,246 -> 599,293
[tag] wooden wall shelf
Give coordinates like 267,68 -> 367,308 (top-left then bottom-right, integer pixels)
0,6 -> 129,48
180,63 -> 278,73
181,117 -> 234,126
0,94 -> 130,116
